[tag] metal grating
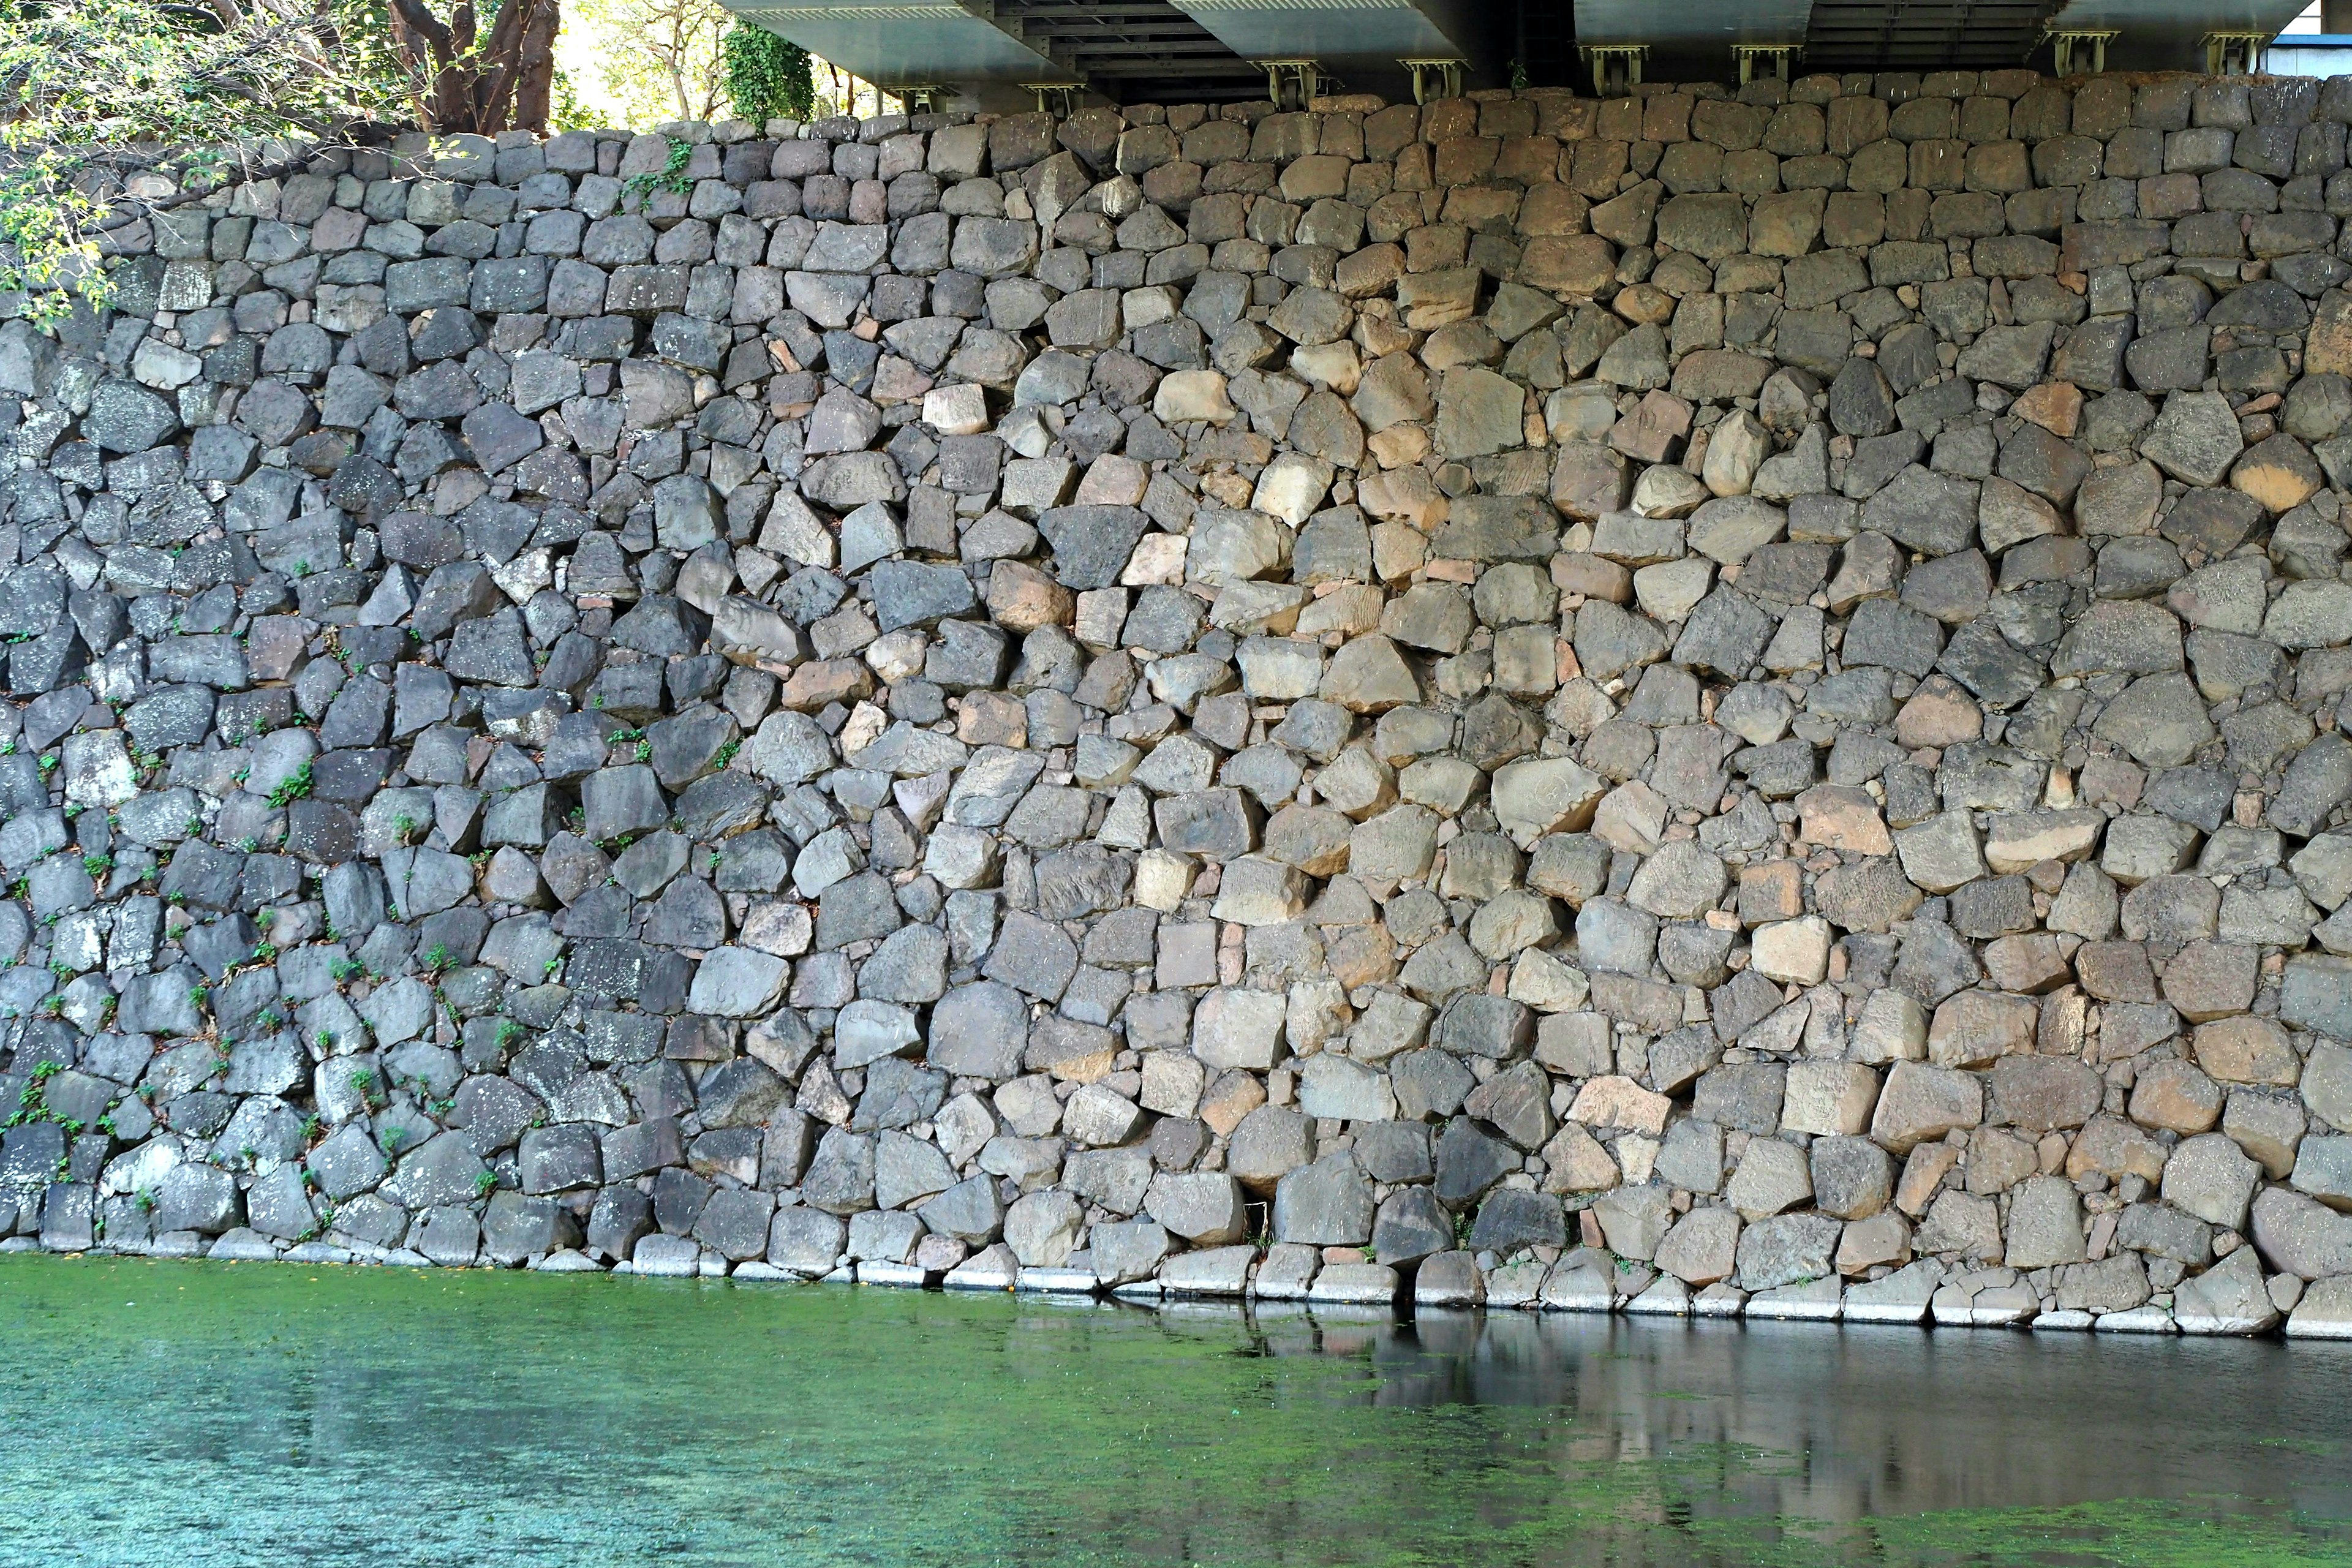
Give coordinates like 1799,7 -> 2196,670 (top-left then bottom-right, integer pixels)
1804,1 -> 2064,71
989,0 -> 1267,99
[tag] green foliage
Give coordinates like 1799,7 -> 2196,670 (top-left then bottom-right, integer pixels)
722,23 -> 812,124
624,135 -> 694,197
546,65 -> 599,131
0,0 -> 401,326
268,761 -> 314,808
4,1061 -> 62,1128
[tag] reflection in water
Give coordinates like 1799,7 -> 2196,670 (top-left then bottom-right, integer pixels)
1,1256 -> 2347,1568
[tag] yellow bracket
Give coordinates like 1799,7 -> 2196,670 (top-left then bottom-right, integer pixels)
1400,58 -> 1464,104
1733,45 -> 1800,85
1579,44 -> 1648,98
2203,30 -> 2274,74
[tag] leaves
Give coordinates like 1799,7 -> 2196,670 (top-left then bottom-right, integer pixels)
721,22 -> 811,125
0,0 -> 399,324
0,0 -> 558,328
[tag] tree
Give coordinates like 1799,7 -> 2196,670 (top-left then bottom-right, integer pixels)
722,23 -> 813,126
569,0 -> 729,126
383,0 -> 560,134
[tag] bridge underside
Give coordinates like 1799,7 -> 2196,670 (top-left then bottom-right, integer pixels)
723,0 -> 2319,114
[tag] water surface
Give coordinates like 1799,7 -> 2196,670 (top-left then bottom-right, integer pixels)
1,1255 -> 2347,1567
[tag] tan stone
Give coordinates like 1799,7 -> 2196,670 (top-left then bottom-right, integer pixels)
1397,266 -> 1480,329
2128,1057 -> 2223,1134
1983,809 -> 2105,873
1962,1127 -> 2039,1194
1539,1121 -> 1623,1193
1893,675 -> 1983,749
1550,441 -> 1631,521
954,689 -> 1027,747
1357,466 -> 1447,528
1797,784 -> 1892,855
1837,1211 -> 1912,1273
1850,990 -> 1928,1064
1334,242 -> 1405,298
1325,924 -> 1397,989
1520,234 -> 1617,297
1153,369 -> 1236,424
2009,380 -> 2082,438
1738,861 -> 1805,925
986,560 -> 1074,632
1210,856 -> 1311,927
2066,1114 -> 2170,1183
1075,453 -> 1150,507
1492,755 -> 1606,843
1199,1069 -> 1267,1137
1983,933 -> 2073,994
2192,1016 -> 2301,1086
2160,940 -> 2258,1023
1566,1075 -> 1673,1136
1894,1140 -> 1961,1215
1784,1060 -> 1881,1136
1928,991 -> 2039,1068
779,658 -> 875,712
1654,1207 -> 1741,1285
1320,634 -> 1422,712
1613,282 -> 1678,325
2231,433 -> 2324,516
1134,850 -> 1196,911
921,382 -> 990,435
1121,533 -> 1187,585
2306,287 -> 2352,377
1139,1050 -> 1205,1118
1751,915 -> 1833,985
1367,425 -> 1433,470
1592,778 -> 1670,854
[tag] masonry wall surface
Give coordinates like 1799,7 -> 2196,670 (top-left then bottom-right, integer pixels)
7,66 -> 2352,1336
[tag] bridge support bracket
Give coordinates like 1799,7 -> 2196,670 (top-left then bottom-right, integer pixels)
2042,29 -> 2119,75
1579,43 -> 1648,98
1400,58 -> 1465,104
1732,45 -> 1800,85
1019,83 -> 1085,115
2203,31 -> 2274,74
882,83 -> 946,115
1260,58 -> 1331,111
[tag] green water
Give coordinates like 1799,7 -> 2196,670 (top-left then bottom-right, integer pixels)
1,1256 -> 2349,1567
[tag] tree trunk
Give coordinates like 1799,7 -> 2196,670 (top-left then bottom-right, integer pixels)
386,0 -> 560,134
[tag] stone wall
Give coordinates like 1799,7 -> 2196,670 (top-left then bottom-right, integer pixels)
4,64 -> 2352,1337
